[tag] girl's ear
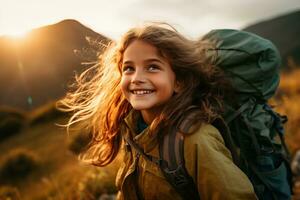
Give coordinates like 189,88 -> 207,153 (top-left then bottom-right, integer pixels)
174,80 -> 183,93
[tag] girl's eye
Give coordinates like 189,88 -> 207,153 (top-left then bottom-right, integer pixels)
122,66 -> 134,73
148,65 -> 160,71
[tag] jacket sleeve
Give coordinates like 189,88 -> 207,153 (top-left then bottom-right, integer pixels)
183,124 -> 258,200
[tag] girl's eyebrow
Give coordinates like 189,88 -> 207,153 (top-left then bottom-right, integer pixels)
123,58 -> 165,65
145,58 -> 164,64
122,60 -> 133,65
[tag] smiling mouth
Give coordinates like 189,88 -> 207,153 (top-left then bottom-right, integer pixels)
131,90 -> 154,95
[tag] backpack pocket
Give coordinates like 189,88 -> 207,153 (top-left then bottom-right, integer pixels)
253,154 -> 291,200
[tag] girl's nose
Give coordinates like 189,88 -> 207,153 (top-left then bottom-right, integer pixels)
131,69 -> 145,84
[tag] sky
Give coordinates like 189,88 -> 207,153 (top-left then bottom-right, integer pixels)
1,0 -> 300,40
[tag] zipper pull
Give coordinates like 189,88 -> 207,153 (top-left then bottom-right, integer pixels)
136,152 -> 140,160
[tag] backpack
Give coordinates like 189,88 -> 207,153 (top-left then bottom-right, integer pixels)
124,29 -> 292,200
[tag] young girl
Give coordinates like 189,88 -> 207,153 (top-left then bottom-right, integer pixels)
59,23 -> 257,200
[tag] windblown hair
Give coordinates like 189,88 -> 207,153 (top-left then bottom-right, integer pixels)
57,22 -> 230,166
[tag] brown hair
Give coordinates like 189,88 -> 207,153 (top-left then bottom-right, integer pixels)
57,22 -> 230,166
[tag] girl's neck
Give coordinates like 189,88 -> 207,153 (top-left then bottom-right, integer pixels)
140,110 -> 160,125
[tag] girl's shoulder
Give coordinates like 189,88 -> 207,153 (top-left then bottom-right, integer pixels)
183,122 -> 226,149
182,122 -> 257,199
177,108 -> 226,149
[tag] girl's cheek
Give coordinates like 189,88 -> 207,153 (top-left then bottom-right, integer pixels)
120,77 -> 127,94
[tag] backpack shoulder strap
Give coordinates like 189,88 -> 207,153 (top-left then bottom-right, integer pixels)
211,117 -> 240,166
158,112 -> 242,200
122,123 -> 200,200
159,112 -> 200,200
122,135 -> 162,166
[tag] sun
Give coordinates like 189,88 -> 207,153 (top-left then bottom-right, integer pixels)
8,30 -> 29,38
2,26 -> 30,39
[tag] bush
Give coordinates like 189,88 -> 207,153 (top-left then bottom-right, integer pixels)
0,148 -> 40,183
28,101 -> 67,125
68,132 -> 92,155
0,107 -> 26,141
0,106 -> 26,122
0,186 -> 21,200
78,169 -> 117,199
0,116 -> 24,141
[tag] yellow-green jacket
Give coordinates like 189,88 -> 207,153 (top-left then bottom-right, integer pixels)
116,111 -> 258,200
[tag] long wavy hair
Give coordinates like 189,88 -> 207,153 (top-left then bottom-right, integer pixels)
57,22 -> 230,166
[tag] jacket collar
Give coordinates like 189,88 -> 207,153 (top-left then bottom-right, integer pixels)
123,109 -> 159,153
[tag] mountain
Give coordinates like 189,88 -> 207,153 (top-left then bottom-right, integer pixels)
1,11 -> 299,110
243,10 -> 300,69
0,19 -> 110,110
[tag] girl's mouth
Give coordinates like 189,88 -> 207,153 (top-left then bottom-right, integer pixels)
131,90 -> 154,95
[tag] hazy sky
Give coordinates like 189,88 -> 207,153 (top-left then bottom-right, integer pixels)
1,0 -> 300,39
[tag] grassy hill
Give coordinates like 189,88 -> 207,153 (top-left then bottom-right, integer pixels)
0,107 -> 119,200
273,69 -> 300,152
0,68 -> 299,199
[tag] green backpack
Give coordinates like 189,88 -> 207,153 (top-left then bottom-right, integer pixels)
203,29 -> 292,200
124,29 -> 292,200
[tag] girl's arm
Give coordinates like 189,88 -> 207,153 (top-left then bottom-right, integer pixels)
183,124 -> 258,200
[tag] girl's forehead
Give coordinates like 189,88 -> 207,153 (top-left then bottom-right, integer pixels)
126,40 -> 157,52
123,40 -> 161,60
123,39 -> 170,64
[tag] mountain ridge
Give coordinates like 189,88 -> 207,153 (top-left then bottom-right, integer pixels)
0,10 -> 299,110
243,10 -> 300,68
0,19 -> 110,110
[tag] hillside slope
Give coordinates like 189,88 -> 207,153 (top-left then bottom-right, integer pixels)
0,19 -> 109,110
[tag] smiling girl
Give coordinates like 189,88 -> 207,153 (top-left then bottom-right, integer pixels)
121,39 -> 180,125
59,23 -> 257,200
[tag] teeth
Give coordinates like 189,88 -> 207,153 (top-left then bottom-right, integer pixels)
132,90 -> 153,95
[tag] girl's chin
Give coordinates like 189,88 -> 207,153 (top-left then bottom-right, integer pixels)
132,106 -> 150,111
130,102 -> 154,111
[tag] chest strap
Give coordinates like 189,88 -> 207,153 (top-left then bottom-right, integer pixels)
123,136 -> 162,166
159,125 -> 201,200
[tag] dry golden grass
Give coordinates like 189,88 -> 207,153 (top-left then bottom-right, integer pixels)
0,115 -> 120,200
273,68 -> 300,153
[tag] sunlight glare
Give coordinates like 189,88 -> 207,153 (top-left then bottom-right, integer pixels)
6,29 -> 29,39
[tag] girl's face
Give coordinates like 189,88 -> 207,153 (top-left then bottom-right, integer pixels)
120,40 -> 179,123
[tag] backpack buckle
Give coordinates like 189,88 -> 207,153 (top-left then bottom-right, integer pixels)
165,164 -> 189,187
260,145 -> 274,154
